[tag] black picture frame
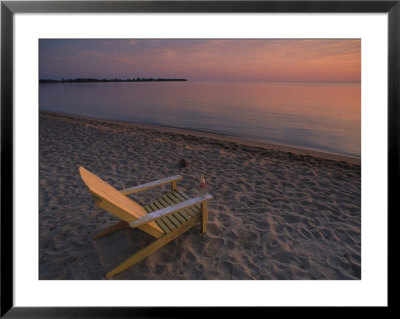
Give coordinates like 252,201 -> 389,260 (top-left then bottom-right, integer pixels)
1,0 -> 396,317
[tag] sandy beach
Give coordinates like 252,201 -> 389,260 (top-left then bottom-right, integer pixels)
39,111 -> 361,280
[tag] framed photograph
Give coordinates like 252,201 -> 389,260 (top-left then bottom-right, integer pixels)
1,0 -> 396,316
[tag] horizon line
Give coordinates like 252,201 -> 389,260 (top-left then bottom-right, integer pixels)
39,77 -> 361,84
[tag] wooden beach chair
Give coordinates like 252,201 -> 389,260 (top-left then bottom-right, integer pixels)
79,166 -> 213,278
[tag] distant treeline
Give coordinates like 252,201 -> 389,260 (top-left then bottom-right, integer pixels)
39,78 -> 188,83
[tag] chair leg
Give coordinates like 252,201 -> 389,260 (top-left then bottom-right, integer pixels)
106,215 -> 200,278
92,221 -> 128,239
201,202 -> 208,234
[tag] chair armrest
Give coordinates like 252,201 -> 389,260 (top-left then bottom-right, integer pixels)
120,175 -> 183,195
128,194 -> 213,229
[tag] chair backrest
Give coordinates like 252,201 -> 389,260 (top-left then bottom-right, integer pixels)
79,166 -> 164,237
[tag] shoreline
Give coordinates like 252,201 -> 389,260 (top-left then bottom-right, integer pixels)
39,110 -> 360,166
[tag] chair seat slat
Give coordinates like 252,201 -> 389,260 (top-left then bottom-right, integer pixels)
161,194 -> 192,221
144,204 -> 170,234
157,197 -> 189,223
170,191 -> 200,216
153,199 -> 183,228
148,202 -> 176,232
166,192 -> 197,217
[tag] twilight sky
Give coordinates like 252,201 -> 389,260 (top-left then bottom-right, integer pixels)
39,39 -> 361,82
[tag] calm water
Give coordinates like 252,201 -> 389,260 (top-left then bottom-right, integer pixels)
39,81 -> 361,157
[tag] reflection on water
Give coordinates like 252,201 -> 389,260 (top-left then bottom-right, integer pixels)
39,81 -> 360,157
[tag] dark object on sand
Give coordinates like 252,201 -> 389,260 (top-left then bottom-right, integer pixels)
179,159 -> 188,168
